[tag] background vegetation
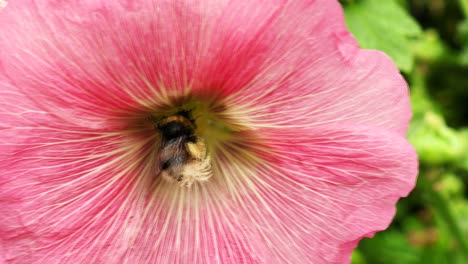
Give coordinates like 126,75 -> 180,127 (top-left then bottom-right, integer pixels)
339,0 -> 468,263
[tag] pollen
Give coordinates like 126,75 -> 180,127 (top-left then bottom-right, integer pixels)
180,142 -> 213,187
186,141 -> 207,161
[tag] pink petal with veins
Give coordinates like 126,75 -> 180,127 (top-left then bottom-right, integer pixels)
1,1 -> 417,263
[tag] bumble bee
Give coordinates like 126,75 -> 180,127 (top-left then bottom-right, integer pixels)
155,114 -> 212,186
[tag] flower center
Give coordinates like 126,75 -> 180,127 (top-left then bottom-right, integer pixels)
118,94 -> 256,190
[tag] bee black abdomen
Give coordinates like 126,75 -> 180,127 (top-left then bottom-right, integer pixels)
159,121 -> 192,140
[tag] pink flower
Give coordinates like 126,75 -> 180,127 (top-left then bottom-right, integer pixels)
0,0 -> 417,263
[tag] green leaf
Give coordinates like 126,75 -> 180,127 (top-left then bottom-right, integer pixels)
460,0 -> 468,17
358,231 -> 421,264
457,129 -> 468,170
351,250 -> 367,264
408,112 -> 465,165
343,0 -> 422,72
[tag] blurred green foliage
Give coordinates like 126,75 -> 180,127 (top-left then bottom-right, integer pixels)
340,0 -> 468,263
344,0 -> 422,72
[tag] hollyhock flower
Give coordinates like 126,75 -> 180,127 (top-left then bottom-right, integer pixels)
0,0 -> 417,263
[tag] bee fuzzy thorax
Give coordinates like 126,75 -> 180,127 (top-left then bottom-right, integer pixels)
155,114 -> 212,187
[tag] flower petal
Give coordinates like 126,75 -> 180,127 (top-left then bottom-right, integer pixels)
0,91 -> 417,263
1,0 -> 411,134
189,0 -> 411,135
230,125 -> 418,263
0,0 -> 220,128
0,1 -> 417,263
